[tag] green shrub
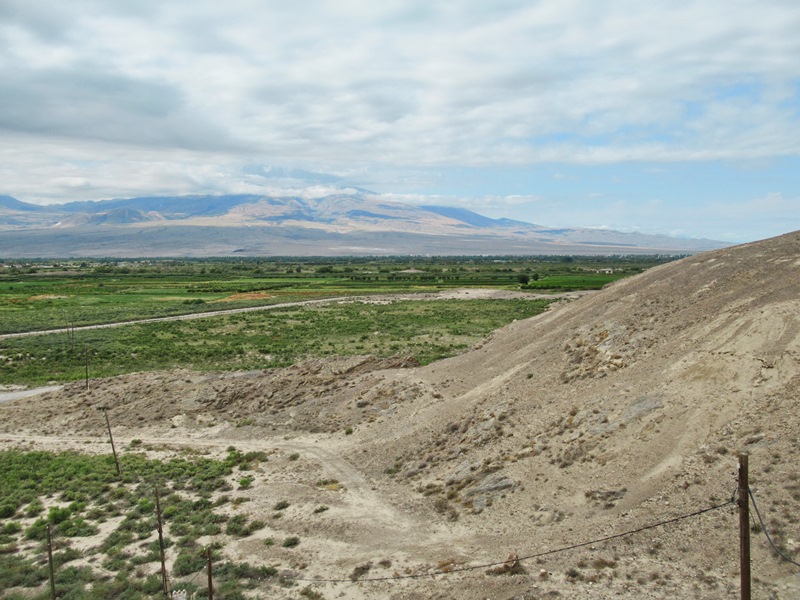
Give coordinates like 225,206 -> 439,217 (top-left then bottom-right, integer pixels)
48,506 -> 72,524
174,550 -> 206,576
24,518 -> 48,541
57,517 -> 98,537
226,514 -> 248,536
1,522 -> 22,535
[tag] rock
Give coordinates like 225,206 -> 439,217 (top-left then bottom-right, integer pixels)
465,471 -> 516,497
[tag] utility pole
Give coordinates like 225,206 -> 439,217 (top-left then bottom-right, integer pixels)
46,524 -> 56,600
155,485 -> 169,599
739,453 -> 751,600
84,346 -> 90,391
206,546 -> 214,600
100,407 -> 121,476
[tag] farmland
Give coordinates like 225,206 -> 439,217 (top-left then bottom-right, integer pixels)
0,256 -> 672,386
0,255 -> 668,334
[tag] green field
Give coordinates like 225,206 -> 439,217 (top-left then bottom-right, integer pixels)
1,298 -> 551,385
0,256 -> 670,335
0,256 -> 675,385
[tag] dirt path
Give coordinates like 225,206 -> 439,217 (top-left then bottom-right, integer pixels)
0,385 -> 63,403
0,431 -> 469,554
0,432 -> 415,528
0,289 -> 593,340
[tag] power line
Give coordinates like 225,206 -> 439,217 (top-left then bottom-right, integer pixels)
748,488 -> 800,569
292,496 -> 736,584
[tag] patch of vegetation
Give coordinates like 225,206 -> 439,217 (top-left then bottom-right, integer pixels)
0,449 -> 286,598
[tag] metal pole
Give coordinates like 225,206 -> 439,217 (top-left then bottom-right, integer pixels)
739,453 -> 751,600
46,524 -> 56,600
155,485 -> 170,599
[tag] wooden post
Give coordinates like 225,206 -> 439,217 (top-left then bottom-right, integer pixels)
739,453 -> 751,600
206,546 -> 213,600
155,485 -> 169,599
46,523 -> 56,600
101,408 -> 121,476
84,346 -> 90,391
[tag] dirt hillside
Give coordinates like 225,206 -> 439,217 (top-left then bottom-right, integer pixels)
2,231 -> 799,599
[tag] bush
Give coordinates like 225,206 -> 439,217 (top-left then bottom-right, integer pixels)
25,518 -> 48,540
226,514 -> 248,536
1,522 -> 22,535
282,536 -> 300,548
48,506 -> 72,524
174,550 -> 206,576
57,517 -> 98,537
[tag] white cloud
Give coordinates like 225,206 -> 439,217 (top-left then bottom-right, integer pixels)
2,0 -> 799,167
0,1 -> 798,240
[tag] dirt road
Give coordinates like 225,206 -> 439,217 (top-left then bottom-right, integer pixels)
0,385 -> 63,403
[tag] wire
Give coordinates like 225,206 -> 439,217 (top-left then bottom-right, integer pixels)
292,497 -> 736,583
748,488 -> 800,569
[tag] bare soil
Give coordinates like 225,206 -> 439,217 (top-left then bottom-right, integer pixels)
2,232 -> 799,599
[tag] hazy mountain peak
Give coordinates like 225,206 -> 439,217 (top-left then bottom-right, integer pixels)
0,192 -> 729,257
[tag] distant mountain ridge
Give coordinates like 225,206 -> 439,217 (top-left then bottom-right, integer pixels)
0,192 -> 728,257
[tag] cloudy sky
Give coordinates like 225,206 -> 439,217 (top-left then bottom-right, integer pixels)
1,1 -> 799,242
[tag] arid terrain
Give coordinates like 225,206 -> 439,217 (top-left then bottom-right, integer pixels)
1,231 -> 799,599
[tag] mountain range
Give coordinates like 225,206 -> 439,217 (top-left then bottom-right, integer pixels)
0,192 -> 727,257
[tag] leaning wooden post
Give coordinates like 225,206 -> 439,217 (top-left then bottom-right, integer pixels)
100,408 -> 121,476
46,523 -> 56,600
84,346 -> 90,391
155,485 -> 169,599
739,453 -> 751,600
206,546 -> 214,600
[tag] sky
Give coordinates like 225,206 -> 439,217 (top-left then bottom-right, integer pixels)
1,1 -> 799,243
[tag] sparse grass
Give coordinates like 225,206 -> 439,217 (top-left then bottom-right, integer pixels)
300,586 -> 324,599
0,448 -> 282,597
282,536 -> 300,548
350,562 -> 372,581
316,479 -> 341,491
